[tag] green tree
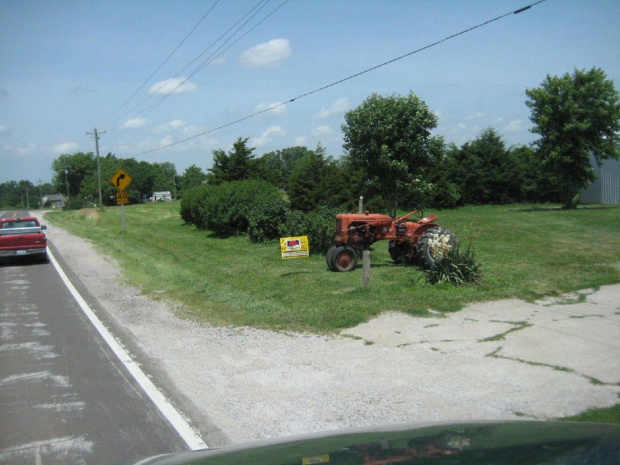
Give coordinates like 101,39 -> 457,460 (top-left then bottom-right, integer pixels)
255,146 -> 311,189
342,92 -> 443,217
51,152 -> 96,199
288,150 -> 327,212
209,137 -> 256,184
178,164 -> 207,197
152,162 -> 178,197
0,180 -> 36,208
525,67 -> 620,209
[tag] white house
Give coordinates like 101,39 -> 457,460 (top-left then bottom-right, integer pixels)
41,194 -> 65,208
152,191 -> 173,202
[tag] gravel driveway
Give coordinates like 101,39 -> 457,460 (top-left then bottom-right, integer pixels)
40,214 -> 620,447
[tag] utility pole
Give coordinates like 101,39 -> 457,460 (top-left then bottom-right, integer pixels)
87,128 -> 105,208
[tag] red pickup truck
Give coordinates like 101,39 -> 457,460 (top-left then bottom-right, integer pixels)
0,217 -> 48,263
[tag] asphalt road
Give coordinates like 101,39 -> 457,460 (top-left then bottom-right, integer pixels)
0,211 -> 189,464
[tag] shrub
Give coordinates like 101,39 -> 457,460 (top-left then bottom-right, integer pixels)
180,184 -> 215,228
279,207 -> 336,255
247,193 -> 289,243
424,241 -> 482,286
183,180 -> 286,239
64,196 -> 86,211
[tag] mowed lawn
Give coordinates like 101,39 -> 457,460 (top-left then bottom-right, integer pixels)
46,202 -> 620,333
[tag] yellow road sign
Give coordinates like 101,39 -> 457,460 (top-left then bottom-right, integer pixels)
116,191 -> 129,205
110,168 -> 132,191
280,236 -> 309,259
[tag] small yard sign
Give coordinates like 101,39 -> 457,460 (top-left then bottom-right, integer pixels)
280,236 -> 309,259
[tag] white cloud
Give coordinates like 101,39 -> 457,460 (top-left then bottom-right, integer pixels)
503,119 -> 525,133
182,125 -> 207,136
294,136 -> 307,146
16,143 -> 38,155
239,39 -> 292,68
120,117 -> 148,130
464,111 -> 486,121
158,135 -> 173,146
155,119 -> 186,133
0,124 -> 9,134
254,102 -> 287,116
149,78 -> 197,95
313,125 -> 334,136
254,126 -> 286,147
53,142 -> 78,154
314,98 -> 349,119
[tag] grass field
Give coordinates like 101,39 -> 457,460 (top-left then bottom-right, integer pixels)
45,202 -> 620,333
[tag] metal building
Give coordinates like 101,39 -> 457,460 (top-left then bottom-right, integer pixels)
581,153 -> 620,204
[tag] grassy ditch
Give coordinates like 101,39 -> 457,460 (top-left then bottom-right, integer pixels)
45,202 -> 620,333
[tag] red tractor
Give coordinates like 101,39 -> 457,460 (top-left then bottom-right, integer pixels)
326,210 -> 457,272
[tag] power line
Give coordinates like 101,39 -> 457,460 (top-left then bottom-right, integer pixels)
99,0 -> 222,129
108,0 -> 281,141
104,0 -> 275,139
133,0 -> 548,157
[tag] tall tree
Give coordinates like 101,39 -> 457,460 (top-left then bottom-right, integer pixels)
342,92 -> 443,217
0,180 -> 36,208
51,152 -> 95,198
209,137 -> 256,184
525,67 -> 620,209
288,150 -> 327,212
178,164 -> 207,196
255,146 -> 311,189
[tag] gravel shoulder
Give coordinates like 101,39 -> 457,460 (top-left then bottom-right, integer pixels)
39,213 -> 620,445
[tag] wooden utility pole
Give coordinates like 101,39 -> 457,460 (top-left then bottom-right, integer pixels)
87,128 -> 105,208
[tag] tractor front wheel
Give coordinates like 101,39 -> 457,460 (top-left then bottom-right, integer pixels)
331,246 -> 358,272
326,246 -> 338,270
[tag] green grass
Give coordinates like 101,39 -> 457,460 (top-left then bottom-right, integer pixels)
45,202 -> 620,333
559,402 -> 620,425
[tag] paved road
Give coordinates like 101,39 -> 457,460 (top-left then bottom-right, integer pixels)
0,211 -> 189,464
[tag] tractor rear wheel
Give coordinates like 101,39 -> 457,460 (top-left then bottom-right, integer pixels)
331,246 -> 358,272
416,227 -> 457,268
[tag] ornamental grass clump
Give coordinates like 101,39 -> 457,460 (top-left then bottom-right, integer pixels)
425,240 -> 482,286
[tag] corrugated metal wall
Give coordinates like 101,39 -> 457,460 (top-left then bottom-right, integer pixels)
581,153 -> 620,204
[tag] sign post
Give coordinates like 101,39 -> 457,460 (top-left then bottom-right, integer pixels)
110,169 -> 132,232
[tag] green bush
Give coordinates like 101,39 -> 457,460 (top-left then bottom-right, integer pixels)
247,193 -> 289,243
180,184 -> 215,228
64,196 -> 86,211
182,180 -> 286,240
424,241 -> 482,285
279,207 -> 336,254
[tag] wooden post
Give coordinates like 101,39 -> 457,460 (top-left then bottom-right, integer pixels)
362,250 -> 371,288
358,195 -> 371,288
121,204 -> 126,232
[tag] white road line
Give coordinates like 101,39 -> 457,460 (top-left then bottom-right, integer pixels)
48,247 -> 208,451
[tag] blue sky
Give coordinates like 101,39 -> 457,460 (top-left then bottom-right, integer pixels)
1,0 -> 619,184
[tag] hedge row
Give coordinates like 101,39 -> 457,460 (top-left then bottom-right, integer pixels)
180,180 -> 337,254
